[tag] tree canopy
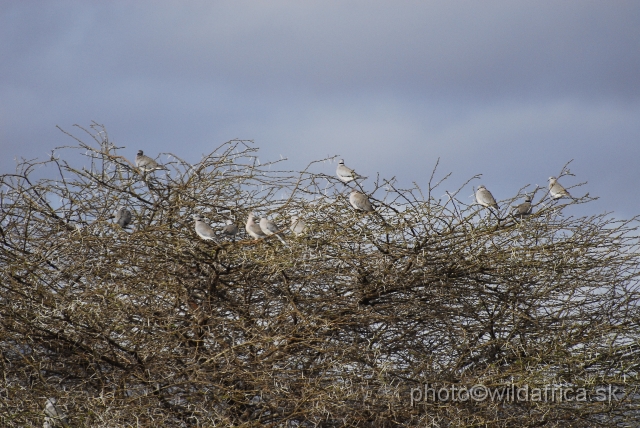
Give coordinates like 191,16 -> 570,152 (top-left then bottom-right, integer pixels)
1,124 -> 639,427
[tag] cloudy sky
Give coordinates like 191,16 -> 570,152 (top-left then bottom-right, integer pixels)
1,1 -> 639,217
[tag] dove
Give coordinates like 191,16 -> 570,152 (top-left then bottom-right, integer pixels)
475,185 -> 499,209
222,219 -> 238,238
246,213 -> 267,240
512,197 -> 533,218
336,159 -> 366,184
290,216 -> 307,236
135,150 -> 168,172
193,215 -> 217,241
349,190 -> 374,212
548,176 -> 572,200
113,207 -> 132,229
260,217 -> 287,245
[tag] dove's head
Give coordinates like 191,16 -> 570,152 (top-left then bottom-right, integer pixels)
137,150 -> 144,156
549,176 -> 556,182
477,185 -> 486,191
524,197 -> 532,202
338,159 -> 344,165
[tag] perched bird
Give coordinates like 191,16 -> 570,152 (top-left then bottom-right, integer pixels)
336,159 -> 366,184
512,197 -> 533,218
290,216 -> 307,236
135,150 -> 168,172
246,213 -> 267,240
43,397 -> 68,427
222,220 -> 238,238
548,176 -> 572,200
113,207 -> 132,229
475,185 -> 499,209
349,190 -> 374,212
193,215 -> 217,241
260,217 -> 287,245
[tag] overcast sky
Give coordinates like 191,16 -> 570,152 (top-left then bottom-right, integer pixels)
1,1 -> 639,217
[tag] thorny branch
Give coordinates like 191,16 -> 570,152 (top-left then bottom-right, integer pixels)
0,123 -> 639,427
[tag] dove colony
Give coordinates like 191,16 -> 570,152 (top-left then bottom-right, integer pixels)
116,151 -> 577,241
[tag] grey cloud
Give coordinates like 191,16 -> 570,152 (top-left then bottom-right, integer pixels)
3,1 -> 639,101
